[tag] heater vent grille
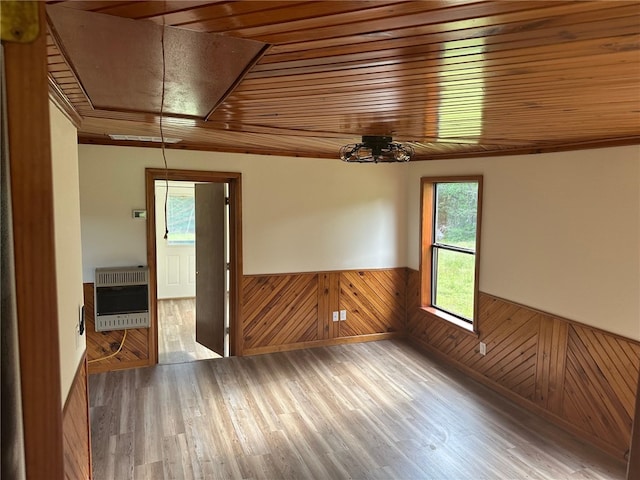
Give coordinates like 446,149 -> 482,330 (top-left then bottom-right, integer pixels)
95,312 -> 149,332
94,266 -> 150,332
96,267 -> 148,286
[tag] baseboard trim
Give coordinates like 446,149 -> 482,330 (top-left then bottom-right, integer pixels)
88,358 -> 151,375
243,332 -> 403,356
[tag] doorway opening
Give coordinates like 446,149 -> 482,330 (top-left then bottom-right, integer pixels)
155,180 -> 228,364
146,169 -> 242,365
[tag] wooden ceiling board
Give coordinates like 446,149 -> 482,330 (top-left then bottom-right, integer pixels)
202,1 -> 466,37
90,1 -> 225,20
262,3 -> 637,62
181,1 -> 415,34
225,2 -> 577,45
45,0 -> 640,161
235,52 -> 637,91
153,2 -> 316,29
220,71 -> 640,105
222,74 -> 639,104
55,1 -> 140,12
250,29 -> 640,80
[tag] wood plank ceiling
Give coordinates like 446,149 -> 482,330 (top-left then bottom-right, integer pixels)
46,1 -> 640,161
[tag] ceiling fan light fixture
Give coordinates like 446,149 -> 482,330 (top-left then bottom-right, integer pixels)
340,135 -> 414,163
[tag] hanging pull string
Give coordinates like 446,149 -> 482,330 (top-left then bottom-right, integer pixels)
160,10 -> 169,240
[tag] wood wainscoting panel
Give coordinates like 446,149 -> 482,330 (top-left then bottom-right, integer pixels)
62,355 -> 92,479
562,324 -> 640,455
475,295 -> 540,401
318,272 -> 340,340
534,315 -> 569,413
242,268 -> 405,355
406,268 -> 640,459
338,269 -> 407,337
83,283 -> 150,374
412,293 -> 540,401
242,273 -> 320,350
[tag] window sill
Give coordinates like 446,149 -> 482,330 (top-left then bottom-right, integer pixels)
420,306 -> 479,338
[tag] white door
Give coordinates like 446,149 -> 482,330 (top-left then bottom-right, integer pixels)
155,181 -> 196,299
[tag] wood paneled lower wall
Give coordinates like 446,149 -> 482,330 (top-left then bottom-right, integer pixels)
83,283 -> 150,374
84,269 -> 406,367
62,355 -> 92,479
406,269 -> 640,460
242,268 -> 406,355
339,269 -> 406,337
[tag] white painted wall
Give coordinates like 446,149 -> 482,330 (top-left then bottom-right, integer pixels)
407,145 -> 640,341
78,145 -> 408,281
78,143 -> 639,341
50,102 -> 85,405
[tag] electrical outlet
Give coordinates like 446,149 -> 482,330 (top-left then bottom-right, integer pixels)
332,311 -> 339,322
479,342 -> 487,356
340,310 -> 347,321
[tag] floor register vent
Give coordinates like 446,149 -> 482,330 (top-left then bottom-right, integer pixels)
94,266 -> 150,332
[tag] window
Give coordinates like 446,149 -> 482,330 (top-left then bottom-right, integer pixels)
421,176 -> 482,330
167,189 -> 195,245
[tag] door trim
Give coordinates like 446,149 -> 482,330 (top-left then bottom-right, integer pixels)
145,168 -> 244,362
4,3 -> 65,476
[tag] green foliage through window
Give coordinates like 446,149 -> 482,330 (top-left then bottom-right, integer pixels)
435,182 -> 478,247
432,182 -> 478,321
433,249 -> 475,319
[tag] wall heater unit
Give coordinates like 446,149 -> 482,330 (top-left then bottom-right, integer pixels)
94,266 -> 150,332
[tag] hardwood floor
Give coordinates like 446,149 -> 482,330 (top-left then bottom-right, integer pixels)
158,298 -> 219,364
89,340 -> 627,480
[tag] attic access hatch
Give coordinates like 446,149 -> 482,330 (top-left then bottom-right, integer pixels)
46,5 -> 268,118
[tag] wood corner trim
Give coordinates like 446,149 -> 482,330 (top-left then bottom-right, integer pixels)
48,76 -> 82,128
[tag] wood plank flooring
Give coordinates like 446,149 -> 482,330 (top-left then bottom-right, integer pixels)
158,298 -> 219,365
89,340 -> 627,479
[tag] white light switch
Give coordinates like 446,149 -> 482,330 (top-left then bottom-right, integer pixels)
332,311 -> 339,322
479,342 -> 487,356
340,310 -> 347,321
